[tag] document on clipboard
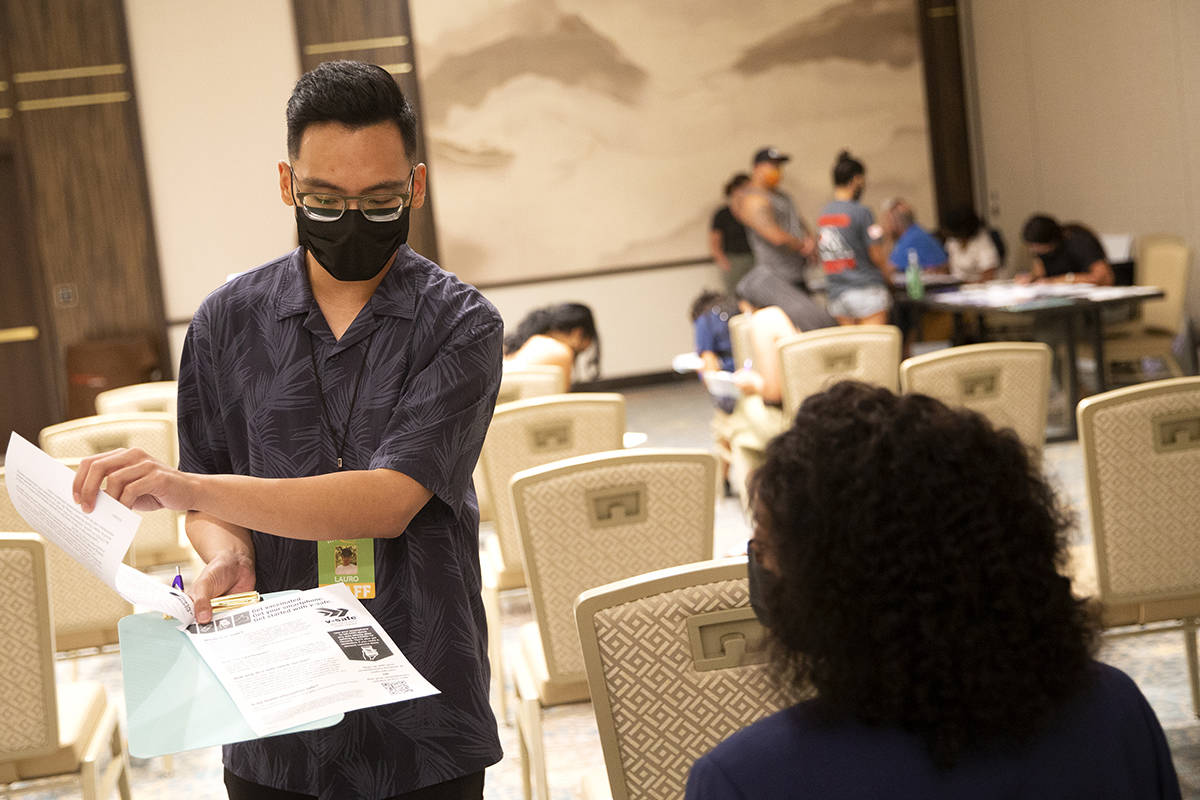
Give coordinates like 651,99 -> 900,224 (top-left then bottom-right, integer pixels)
4,432 -> 195,624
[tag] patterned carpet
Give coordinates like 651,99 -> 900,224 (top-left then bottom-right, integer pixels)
15,379 -> 1199,799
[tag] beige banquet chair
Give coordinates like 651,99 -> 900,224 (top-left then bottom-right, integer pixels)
479,394 -> 626,719
1104,234 -> 1193,379
900,342 -> 1052,454
777,324 -> 902,417
39,413 -> 194,569
0,534 -> 132,800
574,558 -> 795,800
0,463 -> 132,654
477,366 -> 569,524
727,312 -> 751,370
510,449 -> 719,800
1077,376 -> 1200,715
94,380 -> 178,416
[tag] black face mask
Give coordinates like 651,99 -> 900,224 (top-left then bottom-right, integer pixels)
747,542 -> 780,628
296,204 -> 410,282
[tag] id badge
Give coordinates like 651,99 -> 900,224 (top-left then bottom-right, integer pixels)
318,538 -> 376,599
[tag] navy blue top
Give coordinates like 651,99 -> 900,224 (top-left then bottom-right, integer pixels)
889,223 -> 949,270
686,662 -> 1179,800
178,246 -> 504,798
693,309 -> 735,372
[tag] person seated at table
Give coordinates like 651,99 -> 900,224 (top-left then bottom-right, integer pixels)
816,150 -> 894,326
690,289 -> 738,374
1018,214 -> 1114,286
943,205 -> 1001,283
686,381 -> 1180,800
503,302 -> 599,385
881,197 -> 948,274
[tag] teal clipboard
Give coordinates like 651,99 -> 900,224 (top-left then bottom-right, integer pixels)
118,592 -> 343,758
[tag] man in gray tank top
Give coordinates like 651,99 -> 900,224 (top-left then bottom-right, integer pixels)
734,147 -> 816,289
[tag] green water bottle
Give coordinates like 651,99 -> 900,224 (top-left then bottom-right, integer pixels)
905,247 -> 924,300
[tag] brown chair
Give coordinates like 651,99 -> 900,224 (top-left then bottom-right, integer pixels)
1078,376 -> 1200,715
575,558 -> 795,800
0,534 -> 132,799
510,449 -> 718,799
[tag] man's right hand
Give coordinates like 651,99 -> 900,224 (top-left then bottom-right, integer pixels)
190,549 -> 256,623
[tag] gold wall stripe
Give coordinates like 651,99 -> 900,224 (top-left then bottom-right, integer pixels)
13,63 -> 127,83
0,81 -> 8,91
304,35 -> 409,55
17,91 -> 131,112
0,326 -> 39,344
927,6 -> 957,18
381,63 -> 413,75
0,108 -> 11,119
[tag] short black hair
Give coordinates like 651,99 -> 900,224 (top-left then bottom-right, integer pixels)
689,290 -> 735,322
286,61 -> 418,161
1022,214 -> 1062,246
751,381 -> 1096,769
832,150 -> 865,186
724,173 -> 750,197
945,206 -> 983,239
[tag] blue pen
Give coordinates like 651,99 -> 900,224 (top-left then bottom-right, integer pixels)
172,566 -> 184,592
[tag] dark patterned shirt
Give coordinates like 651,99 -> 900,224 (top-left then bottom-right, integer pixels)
177,245 -> 504,798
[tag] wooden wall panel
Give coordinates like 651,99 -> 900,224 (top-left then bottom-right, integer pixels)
291,0 -> 440,264
2,0 -> 169,417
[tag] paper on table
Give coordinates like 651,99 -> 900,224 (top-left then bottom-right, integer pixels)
184,582 -> 438,736
4,432 -> 195,625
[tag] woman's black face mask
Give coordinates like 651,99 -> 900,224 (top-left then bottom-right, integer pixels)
747,539 -> 779,628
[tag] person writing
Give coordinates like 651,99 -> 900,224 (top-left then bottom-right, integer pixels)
72,61 -> 502,799
1019,214 -> 1114,286
686,381 -> 1180,799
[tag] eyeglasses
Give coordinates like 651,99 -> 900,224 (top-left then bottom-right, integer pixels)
289,166 -> 414,222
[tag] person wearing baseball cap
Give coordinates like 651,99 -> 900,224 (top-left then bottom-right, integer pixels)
734,145 -> 816,293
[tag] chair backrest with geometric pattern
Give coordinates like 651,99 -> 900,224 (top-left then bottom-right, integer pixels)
1135,234 -> 1191,334
94,380 -> 178,416
480,394 -> 626,576
39,414 -> 181,569
496,366 -> 567,406
0,535 -> 60,762
513,449 -> 718,684
777,325 -> 902,417
576,558 -> 795,800
1078,376 -> 1200,624
900,342 -> 1051,454
0,464 -> 134,652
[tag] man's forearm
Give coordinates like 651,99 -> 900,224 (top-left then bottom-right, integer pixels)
189,468 -> 432,541
186,510 -> 253,563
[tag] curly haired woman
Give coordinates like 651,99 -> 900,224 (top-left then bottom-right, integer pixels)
686,381 -> 1180,799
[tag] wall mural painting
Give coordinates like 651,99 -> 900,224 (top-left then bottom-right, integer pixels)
410,0 -> 935,285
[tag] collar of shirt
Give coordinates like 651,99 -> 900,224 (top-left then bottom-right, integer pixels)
274,245 -> 418,350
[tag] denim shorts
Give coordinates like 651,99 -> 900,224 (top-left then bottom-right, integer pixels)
827,284 -> 892,319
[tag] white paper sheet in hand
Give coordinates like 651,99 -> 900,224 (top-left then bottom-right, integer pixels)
3,432 -> 195,625
184,583 -> 439,736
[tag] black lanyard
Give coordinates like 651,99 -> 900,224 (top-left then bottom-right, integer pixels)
309,330 -> 375,470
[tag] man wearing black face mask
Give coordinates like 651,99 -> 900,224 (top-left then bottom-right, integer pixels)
72,61 -> 503,799
1019,214 -> 1114,286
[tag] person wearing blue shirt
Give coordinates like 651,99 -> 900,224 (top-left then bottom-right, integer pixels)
882,197 -> 948,272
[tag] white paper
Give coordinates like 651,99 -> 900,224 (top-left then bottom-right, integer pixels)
183,583 -> 438,736
4,432 -> 194,625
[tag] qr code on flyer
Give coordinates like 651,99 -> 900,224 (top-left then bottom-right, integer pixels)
381,680 -> 411,695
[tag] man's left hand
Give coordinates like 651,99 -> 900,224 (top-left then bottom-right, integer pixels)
72,448 -> 200,513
